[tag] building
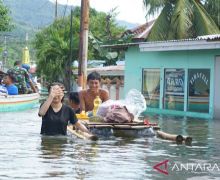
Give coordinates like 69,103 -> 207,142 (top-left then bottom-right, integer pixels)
73,65 -> 124,100
103,35 -> 220,119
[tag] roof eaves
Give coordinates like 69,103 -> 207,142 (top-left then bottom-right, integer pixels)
101,42 -> 140,49
139,39 -> 220,51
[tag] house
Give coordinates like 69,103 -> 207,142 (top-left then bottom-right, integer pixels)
102,34 -> 220,119
121,20 -> 155,42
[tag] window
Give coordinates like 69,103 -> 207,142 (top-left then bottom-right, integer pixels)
164,69 -> 185,111
188,69 -> 210,113
142,69 -> 160,108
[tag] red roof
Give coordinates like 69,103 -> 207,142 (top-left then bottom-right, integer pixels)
122,20 -> 155,41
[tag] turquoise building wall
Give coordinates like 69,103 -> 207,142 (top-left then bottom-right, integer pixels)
124,46 -> 220,118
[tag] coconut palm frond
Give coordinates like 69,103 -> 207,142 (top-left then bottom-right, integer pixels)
204,0 -> 220,28
147,2 -> 173,41
192,0 -> 220,36
168,0 -> 193,39
143,0 -> 166,16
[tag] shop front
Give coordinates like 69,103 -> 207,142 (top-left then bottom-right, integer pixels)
142,68 -> 211,117
124,38 -> 220,119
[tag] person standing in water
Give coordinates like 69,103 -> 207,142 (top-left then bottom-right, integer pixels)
38,82 -> 90,136
68,92 -> 81,114
79,71 -> 109,112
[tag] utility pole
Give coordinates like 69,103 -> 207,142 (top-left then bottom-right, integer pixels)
78,0 -> 90,90
55,0 -> 58,19
66,8 -> 74,93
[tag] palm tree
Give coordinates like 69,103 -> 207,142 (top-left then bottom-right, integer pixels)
204,0 -> 220,28
34,18 -> 78,87
143,0 -> 220,41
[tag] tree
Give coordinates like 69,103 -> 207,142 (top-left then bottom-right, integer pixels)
34,17 -> 80,87
0,0 -> 12,31
143,0 -> 220,41
34,7 -> 125,86
204,0 -> 220,28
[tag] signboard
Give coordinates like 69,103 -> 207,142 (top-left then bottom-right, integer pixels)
165,69 -> 185,95
188,69 -> 210,96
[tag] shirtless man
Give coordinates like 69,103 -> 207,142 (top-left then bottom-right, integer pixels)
79,71 -> 109,112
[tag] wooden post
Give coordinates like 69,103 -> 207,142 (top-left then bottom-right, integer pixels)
78,0 -> 90,90
156,130 -> 184,144
68,8 -> 73,93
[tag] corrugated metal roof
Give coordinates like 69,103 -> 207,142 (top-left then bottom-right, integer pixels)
102,34 -> 220,49
197,34 -> 220,40
139,38 -> 220,52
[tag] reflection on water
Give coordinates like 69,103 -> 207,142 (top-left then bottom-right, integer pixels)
40,136 -> 68,158
0,109 -> 220,179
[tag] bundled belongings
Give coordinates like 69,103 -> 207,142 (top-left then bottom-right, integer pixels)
96,89 -> 147,120
104,106 -> 134,123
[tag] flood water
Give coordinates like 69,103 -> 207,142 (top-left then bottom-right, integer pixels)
0,108 -> 220,180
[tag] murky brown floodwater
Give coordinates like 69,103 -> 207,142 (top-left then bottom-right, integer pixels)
0,107 -> 220,180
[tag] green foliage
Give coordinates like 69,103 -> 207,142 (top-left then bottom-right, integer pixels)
34,7 -> 126,83
147,2 -> 174,41
34,17 -> 80,83
1,0 -> 72,68
144,0 -> 220,41
204,0 -> 220,28
0,0 -> 12,31
192,0 -> 220,36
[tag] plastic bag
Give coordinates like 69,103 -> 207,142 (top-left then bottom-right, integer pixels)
96,99 -> 124,117
124,89 -> 147,118
96,89 -> 146,118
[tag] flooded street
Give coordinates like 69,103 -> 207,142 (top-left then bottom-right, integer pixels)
0,108 -> 220,179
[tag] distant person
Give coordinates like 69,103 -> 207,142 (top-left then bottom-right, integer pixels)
0,72 -> 8,96
0,70 -> 5,83
2,73 -> 18,95
69,92 -> 81,114
22,64 -> 38,93
79,71 -> 109,112
0,84 -> 8,96
7,61 -> 37,94
38,82 -> 91,136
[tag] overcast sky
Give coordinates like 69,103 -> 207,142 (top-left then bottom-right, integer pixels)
49,0 -> 147,24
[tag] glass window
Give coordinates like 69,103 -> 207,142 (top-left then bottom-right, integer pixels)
142,69 -> 160,108
164,69 -> 185,111
188,69 -> 210,113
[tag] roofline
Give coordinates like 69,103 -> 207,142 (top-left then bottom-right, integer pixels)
101,42 -> 140,49
101,38 -> 220,51
139,39 -> 220,51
